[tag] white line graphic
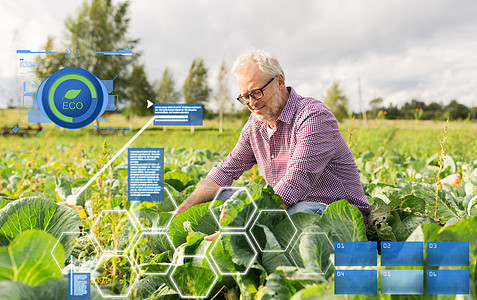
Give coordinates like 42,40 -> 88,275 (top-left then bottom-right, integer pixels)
66,116 -> 157,205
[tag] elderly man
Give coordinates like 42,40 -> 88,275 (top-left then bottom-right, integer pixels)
175,49 -> 370,226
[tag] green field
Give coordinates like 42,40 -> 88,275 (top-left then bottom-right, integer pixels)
2,109 -> 476,160
0,109 -> 476,299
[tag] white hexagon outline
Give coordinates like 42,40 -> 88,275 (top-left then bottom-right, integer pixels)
130,231 -> 176,276
129,187 -> 177,231
92,253 -> 140,298
288,231 -> 334,275
209,186 -> 258,230
249,209 -> 298,253
50,231 -> 99,274
169,255 -> 218,299
90,209 -> 139,253
207,232 -> 257,276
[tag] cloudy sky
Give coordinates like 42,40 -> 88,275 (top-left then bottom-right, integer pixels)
1,0 -> 477,112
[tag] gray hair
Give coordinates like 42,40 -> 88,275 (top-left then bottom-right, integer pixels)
231,49 -> 285,80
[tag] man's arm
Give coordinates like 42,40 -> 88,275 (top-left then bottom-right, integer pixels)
174,177 -> 221,214
174,119 -> 257,214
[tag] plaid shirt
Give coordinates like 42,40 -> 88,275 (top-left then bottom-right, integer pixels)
208,87 -> 370,218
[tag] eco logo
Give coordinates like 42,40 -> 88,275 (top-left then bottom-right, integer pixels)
63,89 -> 82,100
37,67 -> 108,129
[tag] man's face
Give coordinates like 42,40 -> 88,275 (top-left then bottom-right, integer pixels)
237,62 -> 282,125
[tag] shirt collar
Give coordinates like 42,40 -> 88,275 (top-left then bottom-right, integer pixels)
276,86 -> 299,125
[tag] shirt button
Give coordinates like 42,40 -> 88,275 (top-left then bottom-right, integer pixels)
271,154 -> 274,159
273,180 -> 276,184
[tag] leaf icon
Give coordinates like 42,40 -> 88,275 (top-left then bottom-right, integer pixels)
62,89 -> 82,100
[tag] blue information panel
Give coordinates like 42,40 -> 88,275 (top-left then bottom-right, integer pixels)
68,273 -> 91,300
427,270 -> 469,294
381,242 -> 423,266
335,270 -> 377,294
427,242 -> 469,266
381,270 -> 423,294
335,242 -> 377,266
128,148 -> 164,201
153,104 -> 203,126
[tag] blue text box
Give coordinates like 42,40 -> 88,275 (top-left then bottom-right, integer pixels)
381,270 -> 423,294
427,242 -> 469,266
381,242 -> 423,266
68,273 -> 90,300
335,242 -> 377,266
153,104 -> 203,126
427,270 -> 469,294
128,148 -> 164,201
335,270 -> 377,294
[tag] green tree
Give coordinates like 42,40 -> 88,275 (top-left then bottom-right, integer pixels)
36,0 -> 138,105
369,97 -> 384,118
183,58 -> 211,105
215,60 -> 229,133
324,81 -> 349,122
427,102 -> 444,120
183,58 -> 211,132
126,64 -> 155,116
445,100 -> 470,120
401,99 -> 426,119
156,67 -> 180,131
383,102 -> 401,120
156,67 -> 181,103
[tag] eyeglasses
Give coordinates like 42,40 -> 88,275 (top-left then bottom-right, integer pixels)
236,76 -> 276,105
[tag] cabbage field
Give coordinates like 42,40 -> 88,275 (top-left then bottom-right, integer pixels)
0,120 -> 476,299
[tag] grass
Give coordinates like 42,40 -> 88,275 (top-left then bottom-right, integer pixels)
1,109 -> 476,161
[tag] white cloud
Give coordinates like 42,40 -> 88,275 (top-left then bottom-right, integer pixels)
1,0 -> 476,110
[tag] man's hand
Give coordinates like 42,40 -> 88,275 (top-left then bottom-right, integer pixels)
170,177 -> 221,215
280,203 -> 290,210
204,231 -> 220,241
168,208 -> 183,215
169,203 -> 191,215
441,173 -> 462,188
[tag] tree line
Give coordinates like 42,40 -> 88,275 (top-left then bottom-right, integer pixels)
31,0 -> 475,124
324,81 -> 476,122
361,98 -> 475,121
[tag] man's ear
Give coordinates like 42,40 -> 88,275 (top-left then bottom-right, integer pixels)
277,74 -> 286,89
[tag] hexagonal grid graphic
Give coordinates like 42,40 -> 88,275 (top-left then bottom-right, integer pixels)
208,232 -> 257,275
130,187 -> 176,231
289,231 -> 334,274
91,210 -> 139,253
170,255 -> 218,299
51,231 -> 99,274
250,209 -> 297,252
92,254 -> 139,298
130,232 -> 176,275
209,186 -> 257,230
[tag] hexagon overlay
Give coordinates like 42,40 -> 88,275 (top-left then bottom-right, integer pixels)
130,187 -> 177,231
170,255 -> 218,299
209,187 -> 257,230
289,232 -> 334,274
51,232 -> 99,274
208,232 -> 257,275
91,210 -> 138,253
130,232 -> 176,275
92,254 -> 139,298
250,209 -> 297,252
